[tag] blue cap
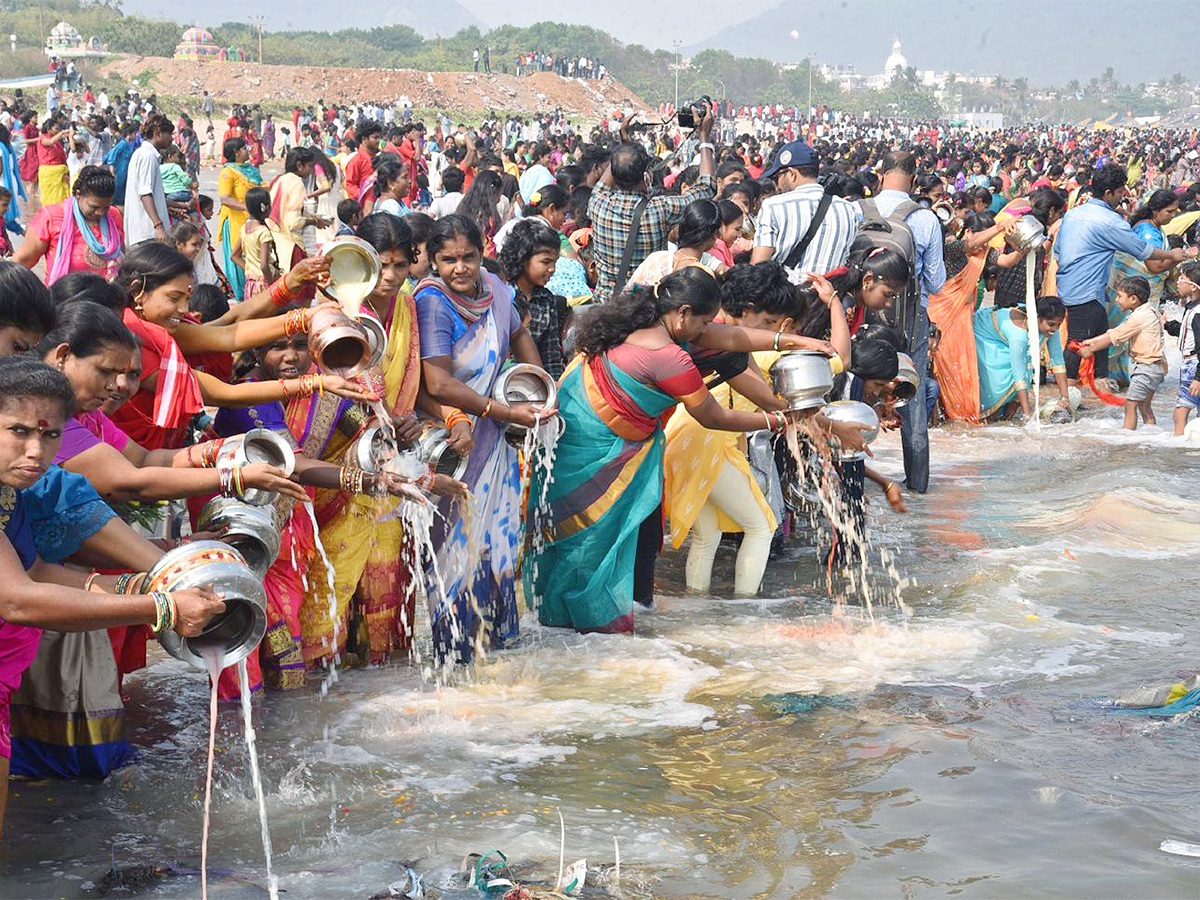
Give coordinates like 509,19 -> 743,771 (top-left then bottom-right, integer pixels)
761,140 -> 818,180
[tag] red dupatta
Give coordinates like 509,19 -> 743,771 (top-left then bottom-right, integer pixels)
116,309 -> 203,449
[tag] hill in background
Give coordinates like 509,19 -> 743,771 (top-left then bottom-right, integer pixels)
688,0 -> 1196,84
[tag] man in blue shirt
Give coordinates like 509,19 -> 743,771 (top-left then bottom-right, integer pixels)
103,122 -> 138,212
1055,163 -> 1190,381
874,151 -> 945,495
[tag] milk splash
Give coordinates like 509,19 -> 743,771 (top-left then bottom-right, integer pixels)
783,418 -> 909,617
198,645 -> 222,900
519,411 -> 560,615
238,660 -> 279,900
303,501 -> 341,695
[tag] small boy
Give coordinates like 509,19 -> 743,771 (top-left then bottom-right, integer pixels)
1168,261 -> 1200,435
1078,275 -> 1165,430
160,145 -> 195,204
336,198 -> 361,236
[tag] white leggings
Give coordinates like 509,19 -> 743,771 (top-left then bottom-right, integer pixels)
685,458 -> 775,595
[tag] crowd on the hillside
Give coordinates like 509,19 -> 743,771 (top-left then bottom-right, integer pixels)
0,77 -> 1195,835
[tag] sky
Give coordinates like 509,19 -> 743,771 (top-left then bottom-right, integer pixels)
118,0 -> 726,49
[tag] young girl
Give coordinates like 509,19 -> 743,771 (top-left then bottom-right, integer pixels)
232,186 -> 278,298
499,218 -> 569,378
709,199 -> 745,267
169,219 -> 205,264
1169,261 -> 1200,436
662,261 -> 796,596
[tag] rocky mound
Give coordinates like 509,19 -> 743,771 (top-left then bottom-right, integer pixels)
98,55 -> 647,120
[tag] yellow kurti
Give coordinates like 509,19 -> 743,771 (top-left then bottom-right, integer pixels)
663,350 -> 777,549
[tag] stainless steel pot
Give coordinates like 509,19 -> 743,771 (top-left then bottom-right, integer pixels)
770,351 -> 835,411
309,305 -> 372,379
892,352 -> 920,407
345,423 -> 396,474
1004,214 -> 1046,254
356,309 -> 388,370
416,425 -> 468,481
323,236 -> 382,315
216,428 -> 297,506
820,400 -> 881,462
148,540 -> 267,672
196,498 -> 281,580
492,363 -> 558,445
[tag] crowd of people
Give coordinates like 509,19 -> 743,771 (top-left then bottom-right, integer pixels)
0,78 -> 1195,834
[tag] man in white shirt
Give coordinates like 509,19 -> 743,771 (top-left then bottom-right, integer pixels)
124,115 -> 174,245
751,140 -> 861,282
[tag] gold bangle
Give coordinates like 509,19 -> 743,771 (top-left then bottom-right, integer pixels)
481,399 -> 494,419
83,571 -> 101,593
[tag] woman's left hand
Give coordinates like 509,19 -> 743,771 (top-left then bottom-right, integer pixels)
303,300 -> 343,330
378,473 -> 429,504
322,374 -> 380,403
884,480 -> 908,513
429,474 -> 469,500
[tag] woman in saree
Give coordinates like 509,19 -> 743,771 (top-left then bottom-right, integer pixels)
0,356 -> 223,831
628,198 -> 727,285
529,266 -> 837,633
941,295 -> 1071,421
929,213 -> 1020,421
988,186 -> 1066,310
1106,189 -> 1179,385
416,214 -> 550,663
36,118 -> 70,207
0,125 -> 25,239
17,112 -> 39,203
270,148 -> 330,296
296,214 -> 466,668
108,242 -> 373,450
214,137 -> 263,300
15,166 -> 123,284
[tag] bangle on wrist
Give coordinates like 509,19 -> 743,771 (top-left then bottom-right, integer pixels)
83,571 -> 102,593
481,399 -> 494,419
773,330 -> 782,352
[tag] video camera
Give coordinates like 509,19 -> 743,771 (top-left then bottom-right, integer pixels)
678,96 -> 712,130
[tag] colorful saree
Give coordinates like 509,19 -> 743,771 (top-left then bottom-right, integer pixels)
529,346 -> 705,632
210,397 -> 315,699
974,307 -> 1065,418
298,286 -> 422,666
414,274 -> 521,663
928,250 -> 988,422
215,162 -> 263,299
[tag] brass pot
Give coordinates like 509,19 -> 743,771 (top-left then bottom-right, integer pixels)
323,237 -> 382,315
820,400 -> 880,462
416,425 -> 468,481
216,428 -> 297,506
492,363 -> 557,445
770,351 -> 835,411
308,305 -> 371,378
149,540 -> 267,672
196,498 -> 281,579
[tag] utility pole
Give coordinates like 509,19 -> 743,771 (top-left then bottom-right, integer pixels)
249,16 -> 265,65
673,40 -> 682,112
807,53 -> 816,118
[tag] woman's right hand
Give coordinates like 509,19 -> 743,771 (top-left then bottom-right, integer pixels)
446,419 -> 474,454
804,272 -> 838,307
240,463 -> 309,501
170,586 -> 226,637
285,254 -> 331,290
827,419 -> 873,455
502,403 -> 557,429
780,334 -> 838,357
323,374 -> 381,403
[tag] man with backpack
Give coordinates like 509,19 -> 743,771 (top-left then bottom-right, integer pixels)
751,139 -> 861,282
869,150 -> 946,495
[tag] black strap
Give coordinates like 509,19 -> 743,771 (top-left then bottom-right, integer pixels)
613,195 -> 650,298
782,190 -> 834,271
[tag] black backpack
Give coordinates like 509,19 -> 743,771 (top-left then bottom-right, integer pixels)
851,197 -> 920,350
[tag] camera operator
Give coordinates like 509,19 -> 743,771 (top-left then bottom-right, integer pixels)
587,106 -> 716,303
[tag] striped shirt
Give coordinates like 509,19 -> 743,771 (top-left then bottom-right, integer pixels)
754,183 -> 862,283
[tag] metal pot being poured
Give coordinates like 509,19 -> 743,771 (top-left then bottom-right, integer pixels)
149,540 -> 267,672
322,237 -> 382,316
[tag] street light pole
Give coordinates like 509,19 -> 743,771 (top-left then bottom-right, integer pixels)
807,53 -> 816,117
249,16 -> 265,65
673,40 -> 682,112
